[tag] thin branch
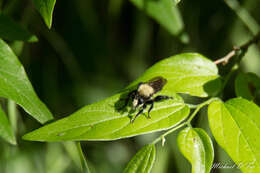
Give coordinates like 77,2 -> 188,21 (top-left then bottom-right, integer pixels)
214,47 -> 239,65
152,98 -> 219,145
214,32 -> 260,65
186,97 -> 219,124
152,122 -> 186,145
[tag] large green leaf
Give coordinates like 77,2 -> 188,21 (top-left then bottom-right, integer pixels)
123,144 -> 156,173
130,0 -> 186,40
208,98 -> 260,172
177,127 -> 214,173
0,39 -> 53,123
0,105 -> 16,145
23,92 -> 189,141
32,0 -> 56,28
235,72 -> 260,100
0,14 -> 38,42
128,53 -> 219,97
23,53 -> 218,142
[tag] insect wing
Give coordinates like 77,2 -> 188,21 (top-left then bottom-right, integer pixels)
147,76 -> 167,93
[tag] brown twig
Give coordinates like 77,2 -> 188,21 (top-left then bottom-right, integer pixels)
214,32 -> 260,65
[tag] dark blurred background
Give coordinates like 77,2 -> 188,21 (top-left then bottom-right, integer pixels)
1,0 -> 260,172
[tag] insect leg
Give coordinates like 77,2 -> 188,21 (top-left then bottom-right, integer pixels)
146,101 -> 154,119
131,104 -> 147,123
154,95 -> 173,102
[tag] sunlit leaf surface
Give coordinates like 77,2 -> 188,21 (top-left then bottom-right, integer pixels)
128,53 -> 219,97
23,93 -> 189,141
208,98 -> 260,172
178,127 -> 214,173
23,53 -> 218,141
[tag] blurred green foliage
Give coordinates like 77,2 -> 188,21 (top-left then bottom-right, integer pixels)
1,0 -> 260,172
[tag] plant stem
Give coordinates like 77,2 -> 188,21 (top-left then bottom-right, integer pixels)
214,32 -> 260,65
186,103 -> 198,109
7,99 -> 17,134
186,97 -> 219,124
76,142 -> 91,173
152,97 -> 219,145
152,122 -> 186,145
219,64 -> 238,95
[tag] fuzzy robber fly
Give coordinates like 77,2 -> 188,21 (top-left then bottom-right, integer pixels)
122,76 -> 173,123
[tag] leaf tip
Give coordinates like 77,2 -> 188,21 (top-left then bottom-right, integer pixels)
28,35 -> 39,42
22,132 -> 35,141
9,138 -> 17,145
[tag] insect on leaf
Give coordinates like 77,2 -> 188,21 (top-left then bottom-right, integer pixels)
127,53 -> 220,97
23,92 -> 189,141
23,53 -> 218,142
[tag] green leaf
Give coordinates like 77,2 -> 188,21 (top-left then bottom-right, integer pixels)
208,98 -> 260,172
0,14 -> 38,42
23,52 -> 218,142
174,0 -> 181,4
0,105 -> 16,145
0,39 -> 53,123
32,0 -> 56,28
123,144 -> 156,173
130,0 -> 187,41
128,53 -> 219,97
235,72 -> 260,100
76,142 -> 91,173
177,127 -> 214,173
23,92 -> 189,141
46,143 -> 71,173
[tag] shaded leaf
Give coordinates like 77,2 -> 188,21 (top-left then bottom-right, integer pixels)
208,98 -> 260,172
151,146 -> 169,173
128,53 -> 219,97
63,142 -> 81,169
0,39 -> 53,123
46,143 -> 70,173
76,142 -> 91,173
0,105 -> 16,145
123,144 -> 156,173
130,0 -> 188,42
235,72 -> 260,100
0,14 -> 38,42
32,0 -> 56,28
177,127 -> 214,173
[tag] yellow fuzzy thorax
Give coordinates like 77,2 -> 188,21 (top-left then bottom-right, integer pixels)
137,84 -> 154,98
